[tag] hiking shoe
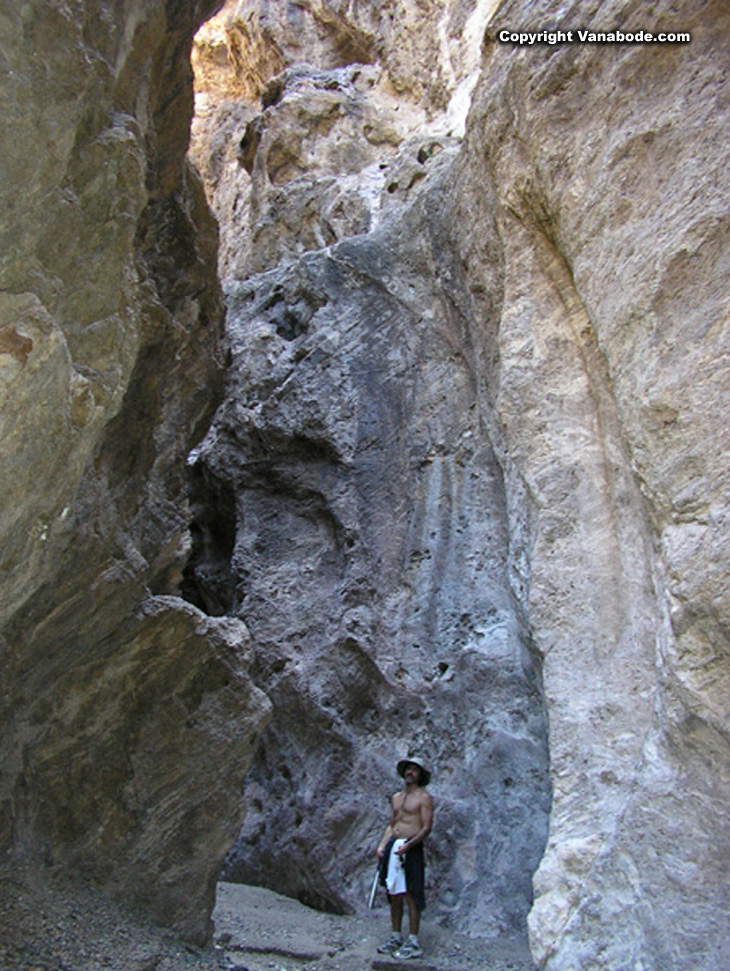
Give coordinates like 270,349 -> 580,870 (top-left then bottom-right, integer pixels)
377,933 -> 403,954
394,942 -> 424,959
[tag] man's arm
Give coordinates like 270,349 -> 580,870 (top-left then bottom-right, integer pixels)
395,791 -> 433,855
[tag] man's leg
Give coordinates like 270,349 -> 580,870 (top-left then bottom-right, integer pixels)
377,895 -> 405,953
390,893 -> 405,932
405,892 -> 420,937
395,893 -> 423,959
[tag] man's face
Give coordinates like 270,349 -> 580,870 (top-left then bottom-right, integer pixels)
404,763 -> 422,784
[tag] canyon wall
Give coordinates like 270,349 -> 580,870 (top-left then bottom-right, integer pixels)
188,149 -> 551,932
190,0 -> 730,967
0,0 -> 270,945
188,0 -> 552,939
1,0 -> 728,966
464,1 -> 730,965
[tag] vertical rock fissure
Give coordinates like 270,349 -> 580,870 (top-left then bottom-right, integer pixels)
0,0 -> 726,966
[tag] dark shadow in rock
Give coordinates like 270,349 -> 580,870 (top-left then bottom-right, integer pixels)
181,462 -> 237,616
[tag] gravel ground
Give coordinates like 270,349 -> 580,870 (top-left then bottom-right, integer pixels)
0,863 -> 218,971
0,865 -> 534,971
214,883 -> 535,971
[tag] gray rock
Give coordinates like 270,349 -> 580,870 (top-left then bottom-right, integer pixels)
2,0 -> 728,966
462,0 -> 730,965
192,0 -> 730,966
187,153 -> 551,935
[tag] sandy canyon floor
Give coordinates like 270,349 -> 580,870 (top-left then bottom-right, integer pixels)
0,865 -> 534,970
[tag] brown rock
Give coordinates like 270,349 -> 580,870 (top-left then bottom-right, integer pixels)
3,0 -> 729,966
190,0 -> 730,965
0,0 -> 271,945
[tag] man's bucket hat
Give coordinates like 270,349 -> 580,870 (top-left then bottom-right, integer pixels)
397,756 -> 431,787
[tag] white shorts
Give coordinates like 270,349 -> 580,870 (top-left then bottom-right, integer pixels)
386,838 -> 409,896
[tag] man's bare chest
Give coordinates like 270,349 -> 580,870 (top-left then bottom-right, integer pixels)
396,792 -> 422,817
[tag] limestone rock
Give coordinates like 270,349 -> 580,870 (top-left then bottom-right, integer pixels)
185,148 -> 551,933
188,0 -> 550,938
3,0 -> 728,964
191,61 -> 443,279
458,0 -> 730,965
230,63 -> 415,275
0,0 -> 271,944
194,0 -> 496,116
189,0 -> 496,280
189,0 -> 730,965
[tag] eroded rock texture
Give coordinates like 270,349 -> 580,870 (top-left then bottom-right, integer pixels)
190,0 -> 730,966
189,0 -> 551,940
186,169 -> 551,931
464,1 -> 730,966
189,0 -> 496,278
2,0 -> 728,963
0,0 -> 270,944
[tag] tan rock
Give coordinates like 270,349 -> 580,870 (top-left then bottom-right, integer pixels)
3,0 -> 728,964
189,0 -> 497,278
191,0 -> 730,964
459,0 -> 730,964
0,0 -> 271,945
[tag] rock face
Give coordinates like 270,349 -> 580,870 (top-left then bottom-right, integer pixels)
186,166 -> 551,931
0,0 -> 270,945
189,0 -> 730,966
2,0 -> 729,965
188,0 -> 497,280
461,1 -> 730,966
187,0 -> 550,940
192,0 -> 497,112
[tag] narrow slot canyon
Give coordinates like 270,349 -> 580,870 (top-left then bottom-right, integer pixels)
0,2 -> 728,970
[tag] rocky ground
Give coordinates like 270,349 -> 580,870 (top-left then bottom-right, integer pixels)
0,865 -> 534,971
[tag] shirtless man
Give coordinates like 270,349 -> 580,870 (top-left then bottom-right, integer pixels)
375,757 -> 434,960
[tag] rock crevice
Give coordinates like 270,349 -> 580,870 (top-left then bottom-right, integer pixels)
0,0 -> 271,945
189,66 -> 552,929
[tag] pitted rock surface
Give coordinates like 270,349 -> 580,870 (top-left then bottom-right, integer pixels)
189,0 -> 730,968
0,0 -> 271,945
187,171 -> 551,934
